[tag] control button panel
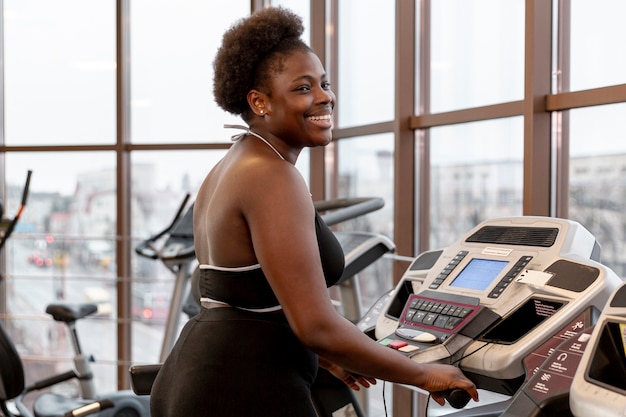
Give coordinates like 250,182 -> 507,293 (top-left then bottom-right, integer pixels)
428,250 -> 468,290
399,294 -> 480,334
487,255 -> 533,299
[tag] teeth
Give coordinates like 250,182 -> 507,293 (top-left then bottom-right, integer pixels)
308,115 -> 331,121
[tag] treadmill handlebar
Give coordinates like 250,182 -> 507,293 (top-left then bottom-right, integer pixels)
316,197 -> 385,226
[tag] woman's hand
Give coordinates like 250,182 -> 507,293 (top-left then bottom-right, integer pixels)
416,363 -> 479,406
319,357 -> 377,391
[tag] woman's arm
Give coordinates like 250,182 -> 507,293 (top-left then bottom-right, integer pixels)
243,162 -> 479,403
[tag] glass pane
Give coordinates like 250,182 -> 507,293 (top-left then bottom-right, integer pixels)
130,0 -> 249,143
336,134 -> 394,239
3,0 -> 116,145
428,117 -> 524,249
430,0 -> 524,113
335,134 -> 395,317
570,1 -> 626,91
3,152 -> 118,391
6,153 -> 118,280
337,1 -> 395,128
568,103 -> 626,277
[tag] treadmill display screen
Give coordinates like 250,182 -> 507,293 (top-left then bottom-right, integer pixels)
449,258 -> 509,291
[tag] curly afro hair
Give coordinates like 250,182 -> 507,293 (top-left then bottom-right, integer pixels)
213,7 -> 311,121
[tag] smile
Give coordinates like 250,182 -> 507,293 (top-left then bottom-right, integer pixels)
307,114 -> 332,121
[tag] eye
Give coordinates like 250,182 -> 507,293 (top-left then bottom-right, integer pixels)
322,81 -> 332,90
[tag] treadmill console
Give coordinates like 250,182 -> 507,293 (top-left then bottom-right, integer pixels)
376,216 -> 622,394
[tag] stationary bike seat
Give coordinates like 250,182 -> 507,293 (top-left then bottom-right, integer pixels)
45,303 -> 98,323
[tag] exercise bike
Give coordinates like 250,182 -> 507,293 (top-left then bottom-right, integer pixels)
0,171 -> 114,417
129,195 -> 397,417
26,194 -> 206,417
26,198 -> 202,417
39,303 -> 151,417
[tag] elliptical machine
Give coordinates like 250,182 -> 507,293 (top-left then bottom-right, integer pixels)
134,194 -> 197,362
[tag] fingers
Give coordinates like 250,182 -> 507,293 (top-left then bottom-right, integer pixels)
430,392 -> 446,406
456,375 -> 479,402
343,374 -> 377,391
355,375 -> 377,388
342,375 -> 361,390
467,386 -> 479,402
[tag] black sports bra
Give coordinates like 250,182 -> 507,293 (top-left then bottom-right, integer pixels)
199,212 -> 345,312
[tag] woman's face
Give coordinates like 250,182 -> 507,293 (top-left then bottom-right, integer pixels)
263,49 -> 336,149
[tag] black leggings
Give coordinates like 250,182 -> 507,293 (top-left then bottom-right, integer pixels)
150,307 -> 318,417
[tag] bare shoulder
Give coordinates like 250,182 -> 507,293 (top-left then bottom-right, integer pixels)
239,157 -> 312,212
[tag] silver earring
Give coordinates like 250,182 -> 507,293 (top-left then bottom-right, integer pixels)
259,110 -> 264,115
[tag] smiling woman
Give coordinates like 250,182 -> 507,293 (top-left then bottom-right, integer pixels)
148,6 -> 477,417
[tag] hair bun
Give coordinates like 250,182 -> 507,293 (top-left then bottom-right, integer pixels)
213,7 -> 306,116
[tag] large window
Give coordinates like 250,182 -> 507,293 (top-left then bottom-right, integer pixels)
3,2 -> 626,412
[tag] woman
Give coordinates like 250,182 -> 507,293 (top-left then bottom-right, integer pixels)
150,6 -> 478,416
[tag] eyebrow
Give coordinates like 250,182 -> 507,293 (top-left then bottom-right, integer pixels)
291,73 -> 328,83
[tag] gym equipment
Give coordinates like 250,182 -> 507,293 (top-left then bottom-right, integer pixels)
0,170 -> 31,252
0,320 -> 115,417
570,281 -> 626,417
16,194 -> 200,417
0,171 -> 113,417
440,303 -> 597,417
373,216 -> 622,416
41,303 -> 151,417
134,194 -> 196,362
129,196 -> 396,417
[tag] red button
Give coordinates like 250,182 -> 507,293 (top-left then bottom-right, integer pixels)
388,340 -> 408,350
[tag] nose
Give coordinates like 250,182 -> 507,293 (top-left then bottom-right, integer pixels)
316,86 -> 335,106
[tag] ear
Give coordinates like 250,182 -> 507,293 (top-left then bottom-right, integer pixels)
247,90 -> 269,117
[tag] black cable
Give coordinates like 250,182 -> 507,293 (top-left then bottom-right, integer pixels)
451,340 -> 495,365
382,382 -> 387,416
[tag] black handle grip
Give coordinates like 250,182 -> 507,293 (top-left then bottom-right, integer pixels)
443,388 -> 472,409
